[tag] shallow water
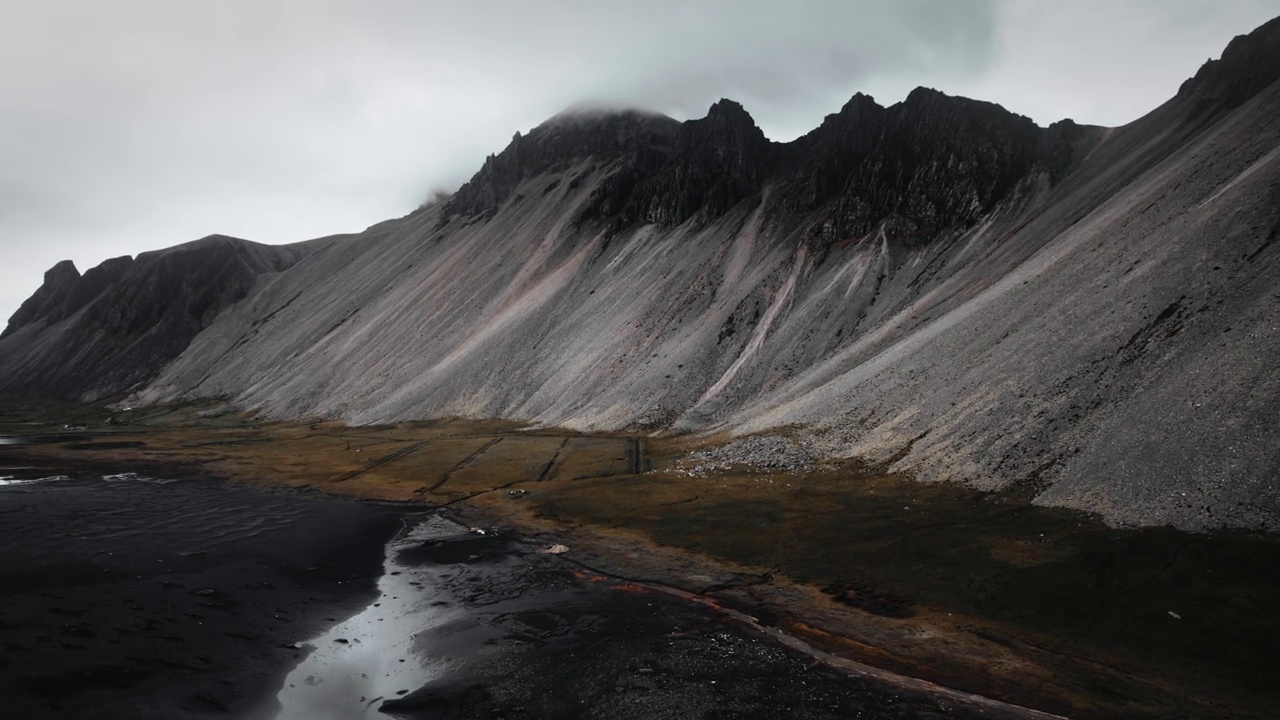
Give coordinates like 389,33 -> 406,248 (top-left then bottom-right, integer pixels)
268,515 -> 1032,720
0,454 -> 1053,719
101,471 -> 181,485
275,516 -> 462,718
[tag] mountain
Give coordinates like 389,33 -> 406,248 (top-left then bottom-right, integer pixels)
0,235 -> 326,400
5,17 -> 1280,531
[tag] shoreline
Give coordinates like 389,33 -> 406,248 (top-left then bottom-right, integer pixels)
0,454 -> 405,720
439,500 -> 1085,718
0,453 -> 1061,720
4,398 -> 1279,718
466,513 -> 1072,720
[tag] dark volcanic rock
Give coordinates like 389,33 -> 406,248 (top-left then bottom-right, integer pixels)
771,93 -> 888,213
624,98 -> 772,226
0,235 -> 313,400
442,109 -> 680,220
1,254 -> 140,341
449,87 -> 1096,244
3,259 -> 82,338
1179,15 -> 1280,118
772,87 -> 1048,242
59,256 -> 135,325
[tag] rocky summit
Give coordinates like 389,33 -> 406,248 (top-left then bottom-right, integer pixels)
5,17 -> 1280,532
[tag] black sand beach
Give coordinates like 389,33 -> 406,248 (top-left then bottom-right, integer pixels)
5,402 -> 1280,719
303,520 -> 1044,720
0,450 -> 1051,719
0,456 -> 404,719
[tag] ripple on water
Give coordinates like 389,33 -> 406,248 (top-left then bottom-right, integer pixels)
0,475 -> 71,487
102,472 -> 181,485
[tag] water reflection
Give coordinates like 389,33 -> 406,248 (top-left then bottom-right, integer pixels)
274,516 -> 462,719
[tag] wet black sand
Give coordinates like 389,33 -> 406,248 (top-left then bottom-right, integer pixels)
8,403 -> 1280,719
0,459 -> 404,719
0,452 -> 1052,720
373,527 -> 1043,720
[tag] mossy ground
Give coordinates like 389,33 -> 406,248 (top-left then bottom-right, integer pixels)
3,396 -> 1278,719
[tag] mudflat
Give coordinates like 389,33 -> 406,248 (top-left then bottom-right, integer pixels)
4,397 -> 1279,719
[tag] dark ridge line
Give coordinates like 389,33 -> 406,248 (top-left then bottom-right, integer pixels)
422,437 -> 504,493
536,438 -> 571,482
432,471 -> 544,508
567,439 -> 640,481
1243,225 -> 1279,262
188,329 -> 261,392
250,289 -> 306,329
160,259 -> 314,394
191,437 -> 273,448
333,440 -> 429,483
1117,297 -> 1185,366
319,434 -> 422,444
849,241 -> 890,335
320,307 -> 361,339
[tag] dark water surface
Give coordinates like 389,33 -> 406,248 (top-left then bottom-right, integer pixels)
0,461 -> 403,719
0,457 -> 1034,719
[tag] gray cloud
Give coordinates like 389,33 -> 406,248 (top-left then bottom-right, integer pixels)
1,0 -> 1277,323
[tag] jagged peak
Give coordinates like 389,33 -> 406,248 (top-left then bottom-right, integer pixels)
790,93 -> 886,147
2,260 -> 82,339
682,99 -> 769,150
45,259 -> 80,282
705,98 -> 754,122
442,13 -> 1280,228
903,86 -> 946,104
1178,15 -> 1280,116
692,100 -> 768,147
443,103 -> 682,220
838,92 -> 880,113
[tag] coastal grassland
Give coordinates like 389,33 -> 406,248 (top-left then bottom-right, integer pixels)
3,397 -> 1278,719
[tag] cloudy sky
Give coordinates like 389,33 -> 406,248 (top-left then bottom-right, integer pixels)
3,0 -> 1279,323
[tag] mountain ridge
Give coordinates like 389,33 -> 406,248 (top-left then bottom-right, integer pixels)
4,15 -> 1280,531
444,84 -> 1100,242
0,235 -> 318,399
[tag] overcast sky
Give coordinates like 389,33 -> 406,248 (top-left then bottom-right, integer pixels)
3,0 -> 1279,323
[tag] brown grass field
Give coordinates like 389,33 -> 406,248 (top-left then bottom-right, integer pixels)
4,396 -> 1279,720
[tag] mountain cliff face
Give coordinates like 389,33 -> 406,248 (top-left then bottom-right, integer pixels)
5,16 -> 1280,531
0,235 -> 315,400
